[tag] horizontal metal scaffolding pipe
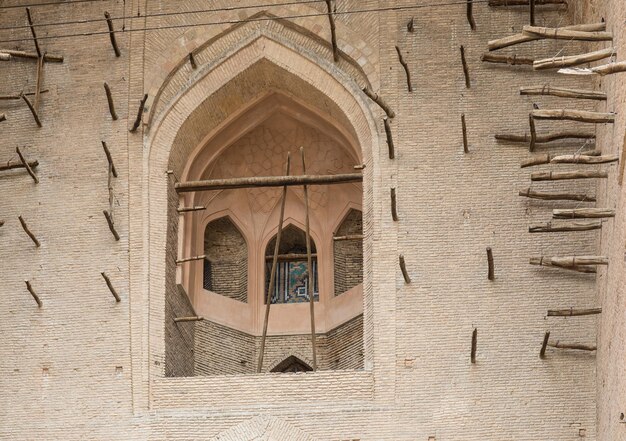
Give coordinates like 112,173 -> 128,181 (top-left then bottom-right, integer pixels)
175,173 -> 363,193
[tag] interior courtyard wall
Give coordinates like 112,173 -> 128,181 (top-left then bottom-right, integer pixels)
0,0 -> 622,440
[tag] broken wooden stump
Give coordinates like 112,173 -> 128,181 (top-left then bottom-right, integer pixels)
176,255 -> 206,264
529,114 -> 537,151
103,82 -> 118,120
18,215 -> 40,247
174,316 -> 204,323
547,308 -> 601,317
21,94 -> 42,127
324,0 -> 339,62
540,331 -> 550,358
495,131 -> 595,144
460,45 -> 471,88
534,47 -> 615,70
399,255 -> 411,284
384,117 -> 395,159
103,210 -> 120,241
553,208 -> 615,219
101,141 -> 118,178
101,272 -> 121,302
407,17 -> 414,33
462,114 -> 469,153
391,188 -> 398,221
522,25 -> 613,42
521,153 -> 618,168
471,328 -> 477,363
25,280 -> 42,307
481,53 -> 534,65
531,170 -> 608,181
467,0 -> 476,30
529,221 -> 602,233
104,11 -> 121,57
188,52 -> 197,69
520,85 -> 606,100
177,206 -> 206,213
130,94 -> 148,133
488,23 -> 605,51
362,87 -> 395,118
395,46 -> 412,92
519,188 -> 595,202
15,147 -> 38,183
531,109 -> 615,123
487,247 -> 495,280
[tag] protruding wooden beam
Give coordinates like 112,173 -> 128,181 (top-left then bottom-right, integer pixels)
534,47 -> 615,70
25,280 -> 42,307
324,0 -> 339,62
540,331 -> 550,359
0,49 -> 62,63
176,255 -> 206,264
547,308 -> 601,317
103,82 -> 118,120
529,114 -> 537,151
530,255 -> 608,268
460,45 -> 471,88
530,259 -> 597,273
522,25 -> 613,41
532,109 -> 615,124
18,215 -> 40,247
174,316 -> 204,323
495,131 -> 595,144
103,210 -> 120,241
471,328 -> 477,363
104,11 -> 121,57
101,141 -> 118,178
15,147 -> 38,183
529,221 -> 602,233
462,114 -> 469,153
130,94 -> 148,133
188,52 -> 197,69
553,208 -> 615,219
548,341 -> 596,351
529,0 -> 535,25
390,188 -> 398,221
177,206 -> 206,213
467,0 -> 476,30
481,53 -> 534,65
21,94 -> 41,127
395,46 -> 412,92
0,53 -> 10,61
531,170 -> 608,181
488,23 -> 605,51
25,8 -> 41,58
399,255 -> 411,284
489,0 -> 566,5
362,87 -> 395,118
519,188 -> 595,201
0,159 -> 39,173
487,247 -> 494,280
384,117 -> 395,159
521,154 -> 618,168
407,17 -> 415,33
176,172 -> 362,193
333,234 -> 363,241
34,53 -> 44,112
101,272 -> 121,302
520,85 -> 606,100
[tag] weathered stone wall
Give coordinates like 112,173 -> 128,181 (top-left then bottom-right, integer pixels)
0,0 -> 620,440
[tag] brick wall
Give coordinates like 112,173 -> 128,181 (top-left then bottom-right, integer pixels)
334,209 -> 363,295
165,285 -> 196,377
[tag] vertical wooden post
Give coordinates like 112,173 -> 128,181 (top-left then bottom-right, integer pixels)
395,46 -> 413,92
130,94 -> 148,133
25,8 -> 41,58
189,52 -> 197,69
300,147 -> 317,371
471,328 -> 477,363
384,117 -> 395,159
25,280 -> 42,307
391,188 -> 399,221
399,255 -> 411,284
34,53 -> 44,112
324,0 -> 339,62
529,114 -> 537,152
104,11 -> 121,57
487,247 -> 494,280
529,0 -> 536,26
467,0 -> 476,30
104,82 -> 118,120
460,45 -> 471,88
540,331 -> 550,358
258,153 -> 291,373
462,114 -> 469,153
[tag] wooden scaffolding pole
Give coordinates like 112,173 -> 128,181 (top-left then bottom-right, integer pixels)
495,131 -> 595,144
547,308 -> 601,317
258,153 -> 291,373
488,23 -> 605,51
175,172 -> 362,193
300,148 -> 317,371
25,280 -> 42,307
519,188 -> 595,202
534,47 -> 615,70
530,170 -> 608,181
324,0 -> 339,62
529,221 -> 602,233
522,25 -> 613,41
553,208 -> 615,219
519,85 -> 606,100
531,109 -> 615,123
520,153 -> 618,168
